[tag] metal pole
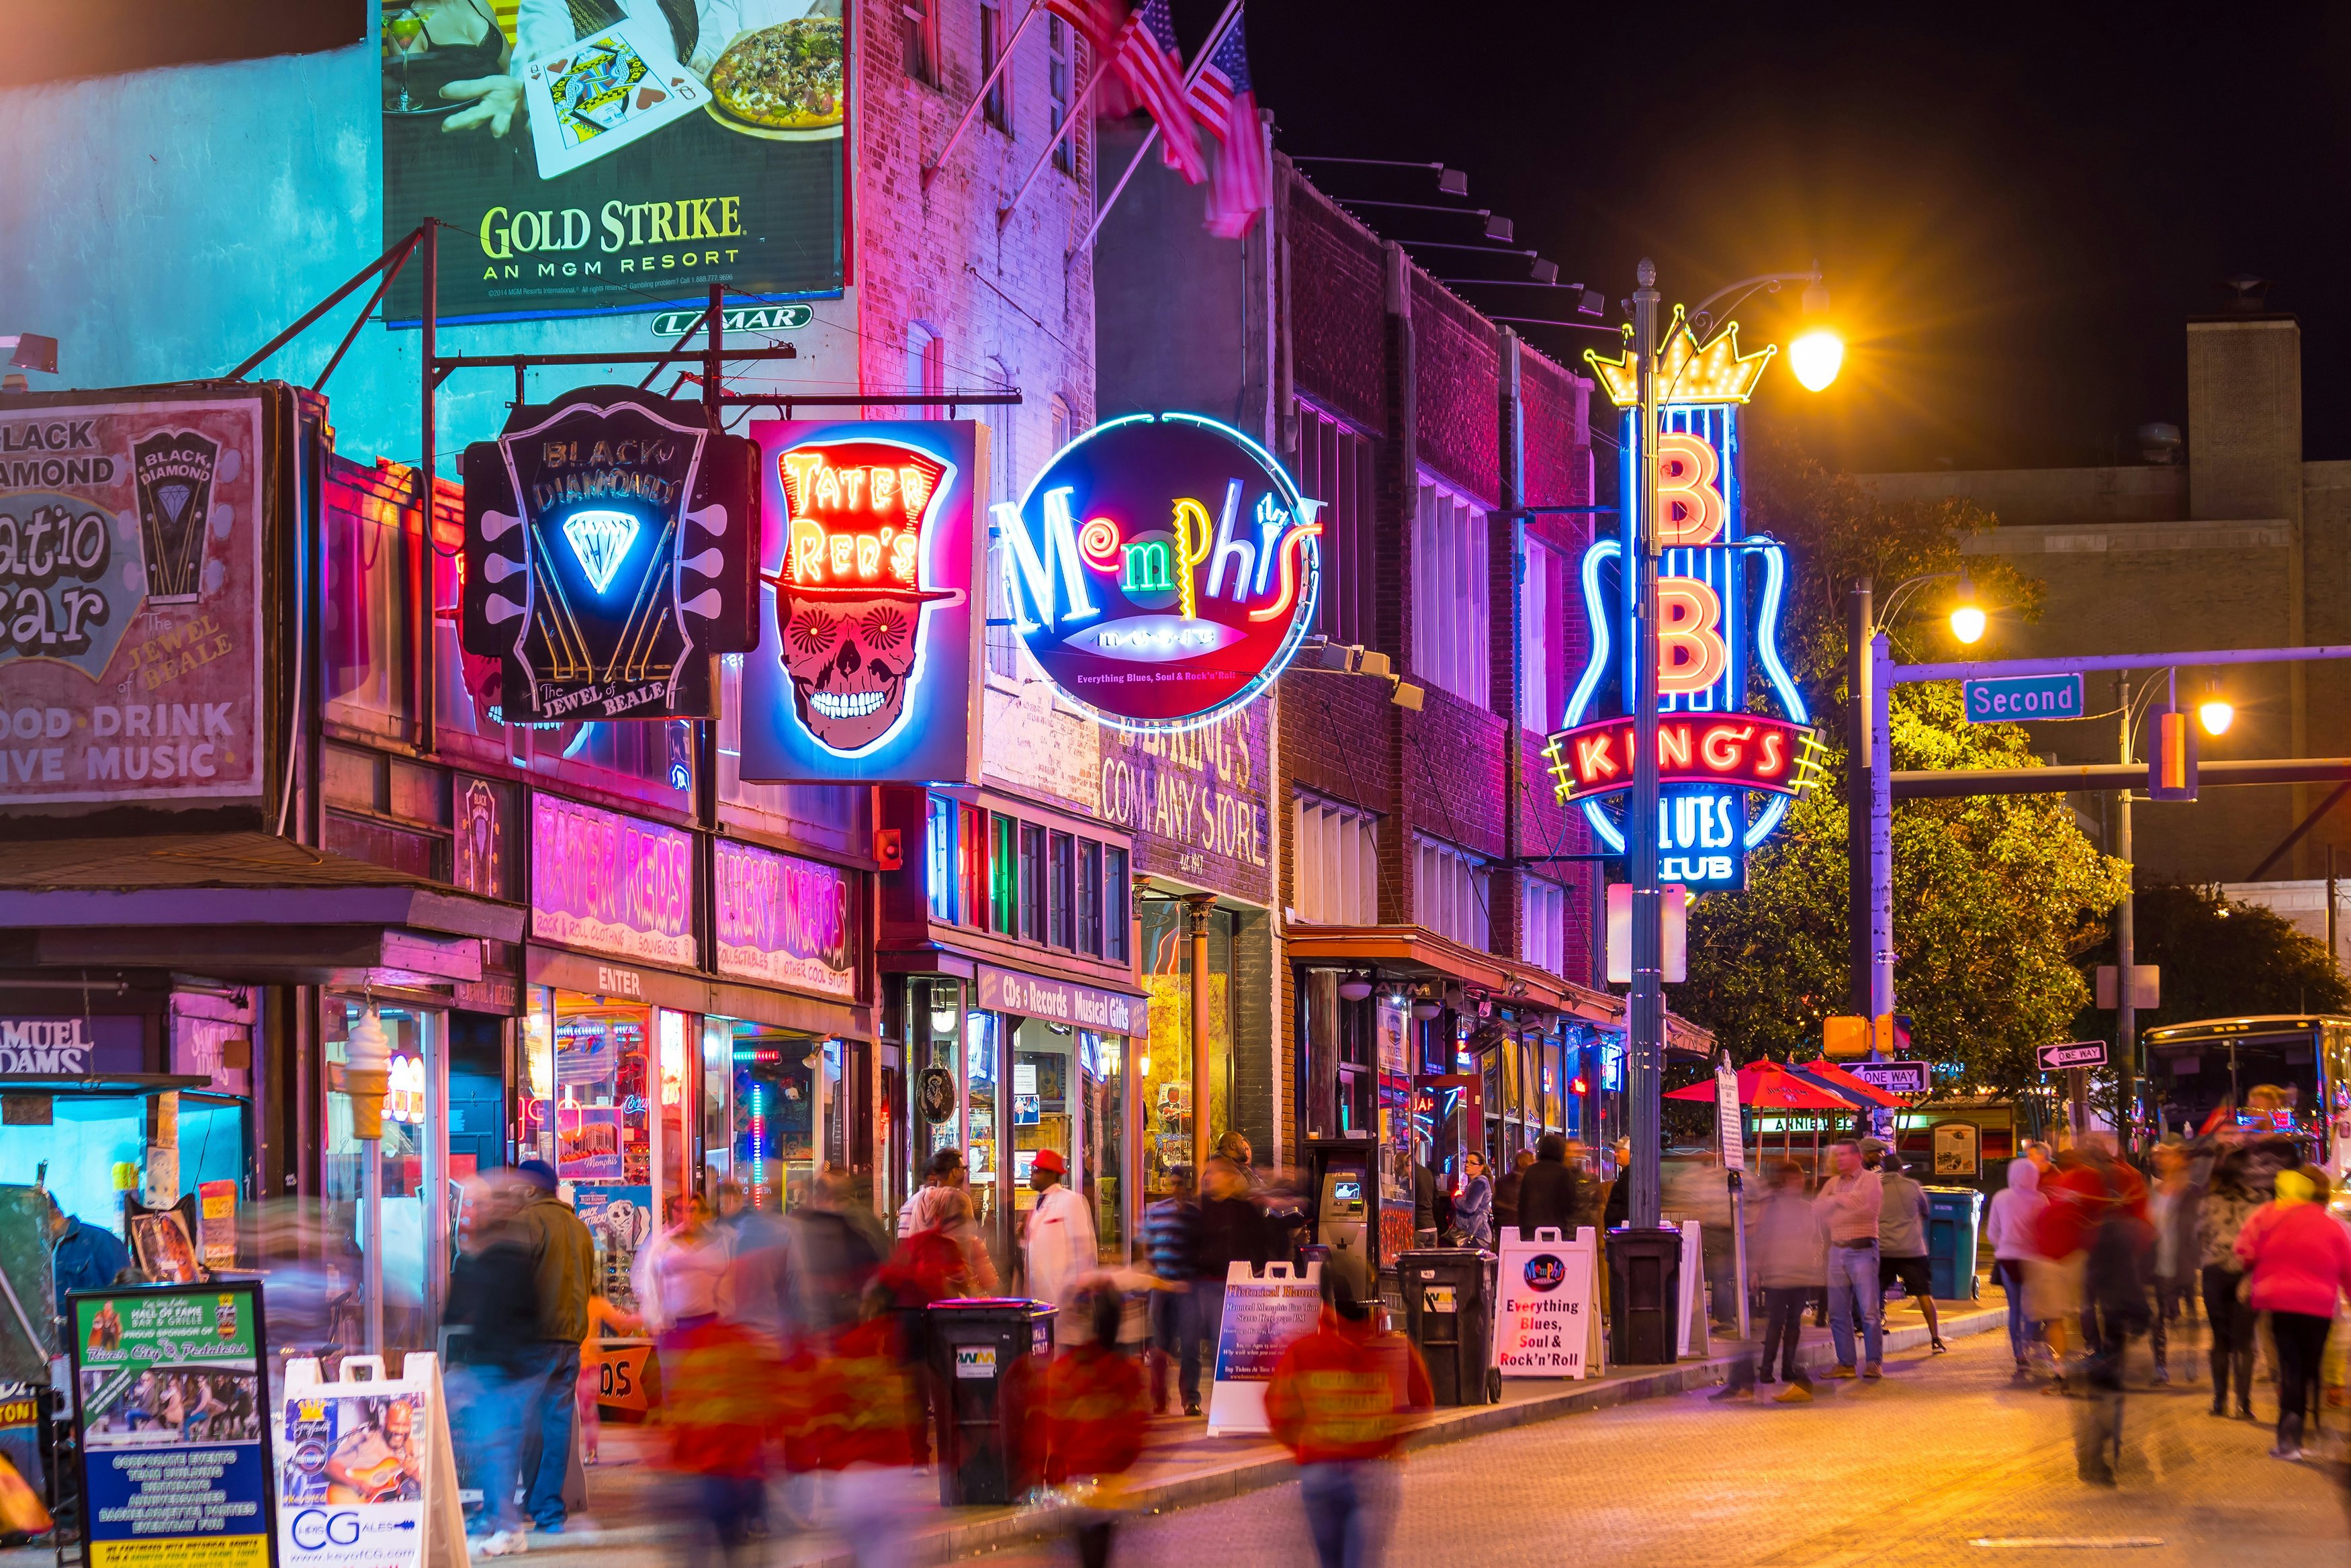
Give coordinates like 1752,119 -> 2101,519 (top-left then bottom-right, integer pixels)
2116,674 -> 2136,1157
1871,632 -> 1895,1023
1628,259 -> 1663,1233
417,220 -> 438,755
1847,580 -> 1873,1015
2328,843 -> 2340,974
362,1135 -> 384,1354
921,0 -> 1049,190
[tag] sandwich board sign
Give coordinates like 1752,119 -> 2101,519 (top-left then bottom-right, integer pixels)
1205,1260 -> 1323,1436
277,1354 -> 468,1568
1494,1227 -> 1605,1379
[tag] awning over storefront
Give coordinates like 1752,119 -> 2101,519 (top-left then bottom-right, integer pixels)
0,831 -> 524,984
527,944 -> 871,1039
1284,923 -> 1624,1027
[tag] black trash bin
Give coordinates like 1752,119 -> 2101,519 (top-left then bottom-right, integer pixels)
1396,1248 -> 1499,1405
1605,1226 -> 1683,1366
925,1297 -> 1057,1505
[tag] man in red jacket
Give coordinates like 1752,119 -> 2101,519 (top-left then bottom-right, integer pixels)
1265,1275 -> 1431,1568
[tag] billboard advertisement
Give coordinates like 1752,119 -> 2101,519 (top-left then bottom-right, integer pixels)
461,386 -> 758,723
993,414 -> 1322,733
0,389 -> 273,809
380,1 -> 848,324
739,419 -> 983,784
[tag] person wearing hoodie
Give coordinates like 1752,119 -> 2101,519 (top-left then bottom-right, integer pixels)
2233,1166 -> 2351,1459
2199,1148 -> 2266,1420
1984,1156 -> 2045,1375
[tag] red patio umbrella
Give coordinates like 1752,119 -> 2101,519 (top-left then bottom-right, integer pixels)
1667,1061 -> 1850,1179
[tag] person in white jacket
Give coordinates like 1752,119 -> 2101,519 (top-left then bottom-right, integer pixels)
1984,1156 -> 2045,1374
1023,1148 -> 1098,1330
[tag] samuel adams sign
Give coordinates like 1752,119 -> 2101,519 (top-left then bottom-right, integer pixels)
0,1016 -> 144,1077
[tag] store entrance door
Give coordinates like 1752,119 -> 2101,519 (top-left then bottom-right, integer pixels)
1412,1074 -> 1484,1234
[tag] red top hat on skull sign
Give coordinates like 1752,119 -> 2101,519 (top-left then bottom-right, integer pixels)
763,436 -> 965,754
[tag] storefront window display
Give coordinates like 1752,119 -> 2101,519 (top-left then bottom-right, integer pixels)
1009,1017 -> 1075,1230
1139,901 -> 1233,1189
1081,1031 -> 1126,1257
722,1020 -> 821,1212
965,1007 -> 1000,1236
324,999 -> 445,1355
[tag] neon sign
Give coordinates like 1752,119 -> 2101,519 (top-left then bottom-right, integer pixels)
994,413 -> 1321,731
1557,309 -> 1821,892
461,386 -> 759,722
740,420 -> 981,785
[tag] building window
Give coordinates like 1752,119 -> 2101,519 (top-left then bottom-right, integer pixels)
1294,401 -> 1377,649
979,0 -> 1012,131
927,793 -> 957,922
1047,15 -> 1077,173
1104,846 -> 1130,962
1077,839 -> 1104,955
1412,476 -> 1491,708
959,802 -> 985,927
906,322 -> 944,418
989,813 -> 1018,935
1020,823 -> 1047,941
1519,537 -> 1554,733
1294,794 -> 1379,925
1049,393 -> 1072,455
1049,831 -> 1076,948
1523,876 -> 1566,975
902,0 -> 939,85
1415,835 -> 1487,948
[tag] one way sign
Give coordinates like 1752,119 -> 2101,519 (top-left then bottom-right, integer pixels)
2036,1040 -> 2109,1072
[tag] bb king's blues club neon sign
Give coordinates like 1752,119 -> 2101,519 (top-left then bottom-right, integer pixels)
995,414 -> 1321,731
1548,310 -> 1826,891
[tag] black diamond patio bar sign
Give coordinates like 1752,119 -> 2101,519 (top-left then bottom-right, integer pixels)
462,387 -> 758,722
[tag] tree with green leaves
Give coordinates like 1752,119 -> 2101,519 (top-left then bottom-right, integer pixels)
1673,434 -> 2129,1095
2073,882 -> 2348,1033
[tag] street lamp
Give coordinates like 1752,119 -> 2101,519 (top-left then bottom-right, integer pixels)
1787,275 -> 1843,392
2199,683 -> 2235,736
1620,259 -> 1837,1244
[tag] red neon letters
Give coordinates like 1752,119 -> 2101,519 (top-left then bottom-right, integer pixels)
1542,712 -> 1814,804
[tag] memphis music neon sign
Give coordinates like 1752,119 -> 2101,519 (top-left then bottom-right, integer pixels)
995,412 -> 1321,731
1547,308 -> 1824,890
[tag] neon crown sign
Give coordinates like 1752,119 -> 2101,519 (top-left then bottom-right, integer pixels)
994,413 -> 1322,731
1548,308 -> 1824,891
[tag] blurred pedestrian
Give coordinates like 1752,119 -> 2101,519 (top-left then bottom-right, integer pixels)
1265,1272 -> 1432,1568
1876,1156 -> 1945,1353
1514,1134 -> 1574,1240
1667,1153 -> 1736,1333
2233,1165 -> 2351,1459
2199,1148 -> 2264,1419
1025,1150 -> 1099,1324
1411,1154 -> 1438,1248
1450,1153 -> 1494,1249
1022,1286 -> 1149,1566
1493,1150 -> 1533,1236
793,1165 -> 889,1336
633,1193 -> 736,1335
2072,1138 -> 2152,1485
1195,1156 -> 1268,1378
1141,1168 -> 1204,1414
809,1284 -> 930,1568
2146,1139 -> 2200,1385
46,1191 -> 130,1318
1985,1156 -> 2046,1375
576,1290 -> 641,1465
509,1159 -> 594,1535
897,1148 -> 966,1240
1604,1138 -> 1632,1230
1712,1161 -> 1819,1403
446,1176 -> 538,1555
1812,1140 -> 1883,1379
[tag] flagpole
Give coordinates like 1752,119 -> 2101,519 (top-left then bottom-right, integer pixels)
1000,40 -> 1118,228
1063,0 -> 1244,269
923,0 -> 1051,190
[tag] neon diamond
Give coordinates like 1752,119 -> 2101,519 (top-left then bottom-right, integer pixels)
560,508 -> 641,594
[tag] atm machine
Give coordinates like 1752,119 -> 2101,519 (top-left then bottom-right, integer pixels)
1303,1137 -> 1376,1305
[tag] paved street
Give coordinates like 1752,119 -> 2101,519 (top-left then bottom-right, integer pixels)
977,1330 -> 2350,1568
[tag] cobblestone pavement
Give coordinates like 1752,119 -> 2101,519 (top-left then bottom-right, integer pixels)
971,1329 -> 2351,1568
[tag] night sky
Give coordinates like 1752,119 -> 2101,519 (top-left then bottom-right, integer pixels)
1212,2 -> 2351,475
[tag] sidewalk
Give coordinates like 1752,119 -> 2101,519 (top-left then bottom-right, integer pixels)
535,1295 -> 2006,1567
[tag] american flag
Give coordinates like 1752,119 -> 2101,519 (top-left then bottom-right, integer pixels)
1112,0 -> 1206,185
1190,11 -> 1265,237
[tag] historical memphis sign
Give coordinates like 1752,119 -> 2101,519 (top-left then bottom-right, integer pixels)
462,387 -> 758,723
995,414 -> 1321,733
1547,310 -> 1824,891
739,420 -> 981,784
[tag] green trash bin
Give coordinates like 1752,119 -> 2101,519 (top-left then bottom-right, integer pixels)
1924,1187 -> 1984,1301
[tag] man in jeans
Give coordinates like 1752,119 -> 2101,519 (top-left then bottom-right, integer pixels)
1813,1140 -> 1883,1379
508,1159 -> 594,1534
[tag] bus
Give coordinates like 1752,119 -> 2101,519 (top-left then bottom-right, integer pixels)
2141,1013 -> 2351,1162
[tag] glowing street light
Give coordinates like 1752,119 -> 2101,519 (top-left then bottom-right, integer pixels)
1789,326 -> 1844,391
1948,601 -> 1987,645
2199,688 -> 2235,735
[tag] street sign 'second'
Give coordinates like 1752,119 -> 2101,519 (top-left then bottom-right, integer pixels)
2037,1040 -> 2109,1071
1849,1060 -> 1932,1095
1963,672 -> 2084,723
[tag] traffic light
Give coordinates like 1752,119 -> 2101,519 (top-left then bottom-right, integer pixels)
2147,707 -> 2197,801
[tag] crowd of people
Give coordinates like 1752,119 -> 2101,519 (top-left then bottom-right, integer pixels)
441,1138 -> 1427,1568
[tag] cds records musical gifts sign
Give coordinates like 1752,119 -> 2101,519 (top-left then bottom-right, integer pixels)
0,391 -> 267,806
463,387 -> 757,723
